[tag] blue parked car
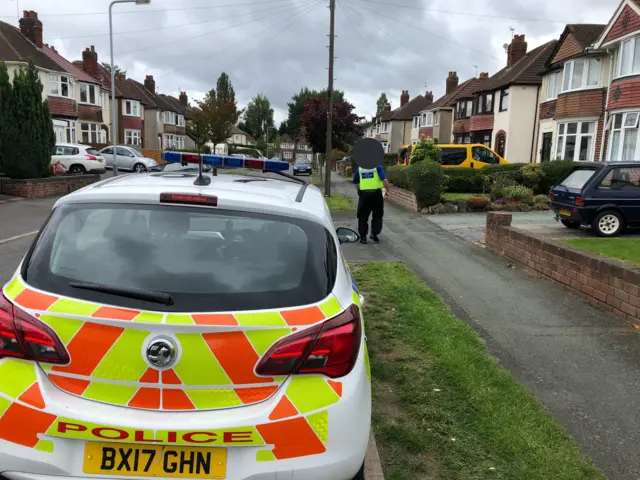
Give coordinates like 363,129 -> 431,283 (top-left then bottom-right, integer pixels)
293,158 -> 312,176
550,162 -> 640,237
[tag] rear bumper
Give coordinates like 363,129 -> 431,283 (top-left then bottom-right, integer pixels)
550,203 -> 591,224
0,359 -> 371,480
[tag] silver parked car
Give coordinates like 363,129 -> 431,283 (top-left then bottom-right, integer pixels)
99,145 -> 159,173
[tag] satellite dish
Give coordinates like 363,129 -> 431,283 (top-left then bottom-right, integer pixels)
503,43 -> 509,51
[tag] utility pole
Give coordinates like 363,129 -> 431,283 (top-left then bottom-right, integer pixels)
324,0 -> 336,196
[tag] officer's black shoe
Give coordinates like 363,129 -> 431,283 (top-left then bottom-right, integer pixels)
359,237 -> 367,244
370,234 -> 380,243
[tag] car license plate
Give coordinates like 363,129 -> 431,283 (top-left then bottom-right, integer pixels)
83,442 -> 226,478
559,208 -> 571,217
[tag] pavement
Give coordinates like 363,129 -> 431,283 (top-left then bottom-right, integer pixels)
331,173 -> 640,480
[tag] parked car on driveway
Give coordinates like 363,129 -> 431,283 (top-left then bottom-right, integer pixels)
51,143 -> 106,175
550,161 -> 640,237
100,145 -> 158,173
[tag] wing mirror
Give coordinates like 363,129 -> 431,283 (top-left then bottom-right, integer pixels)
336,227 -> 360,244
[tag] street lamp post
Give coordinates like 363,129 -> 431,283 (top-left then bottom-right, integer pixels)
109,0 -> 150,176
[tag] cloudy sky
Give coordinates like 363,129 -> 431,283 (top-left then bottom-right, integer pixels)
0,0 -> 620,124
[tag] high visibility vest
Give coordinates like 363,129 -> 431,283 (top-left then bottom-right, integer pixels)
358,167 -> 383,190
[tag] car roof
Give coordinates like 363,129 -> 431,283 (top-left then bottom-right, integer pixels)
571,161 -> 640,168
54,171 -> 331,227
56,142 -> 92,148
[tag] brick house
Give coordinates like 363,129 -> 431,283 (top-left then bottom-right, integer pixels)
449,76 -> 486,144
413,72 -> 465,144
594,0 -> 640,161
536,25 -> 608,163
159,91 -> 196,151
470,35 -> 557,162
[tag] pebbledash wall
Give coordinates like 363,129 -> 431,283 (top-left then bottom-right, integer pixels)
386,185 -> 418,212
0,175 -> 101,199
486,212 -> 640,325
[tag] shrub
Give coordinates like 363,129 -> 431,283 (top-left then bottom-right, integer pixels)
540,161 -> 582,192
409,137 -> 441,164
443,168 -> 486,193
520,164 -> 546,193
466,197 -> 489,210
406,161 -> 443,208
534,194 -> 550,204
386,164 -> 409,190
482,163 -> 523,184
489,173 -> 518,201
344,165 -> 353,177
383,153 -> 398,167
500,185 -> 535,203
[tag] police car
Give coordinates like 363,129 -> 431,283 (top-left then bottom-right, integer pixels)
0,153 -> 371,480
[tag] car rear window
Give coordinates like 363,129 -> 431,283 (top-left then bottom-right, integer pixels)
86,148 -> 101,156
24,203 -> 337,312
558,168 -> 597,190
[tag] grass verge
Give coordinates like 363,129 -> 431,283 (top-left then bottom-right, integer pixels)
442,192 -> 489,202
354,262 -> 604,480
325,192 -> 356,212
559,238 -> 640,266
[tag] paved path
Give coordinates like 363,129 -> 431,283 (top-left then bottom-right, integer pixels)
331,173 -> 640,480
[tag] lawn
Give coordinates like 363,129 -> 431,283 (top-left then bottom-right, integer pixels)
325,193 -> 356,212
354,262 -> 604,480
559,238 -> 640,266
442,192 -> 489,202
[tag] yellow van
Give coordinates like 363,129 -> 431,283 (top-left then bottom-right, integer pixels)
398,144 -> 509,168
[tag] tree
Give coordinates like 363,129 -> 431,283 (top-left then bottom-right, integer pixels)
186,107 -> 210,153
0,62 -> 13,173
196,73 -> 241,152
301,94 -> 363,156
101,63 -> 126,76
237,94 -> 275,142
376,93 -> 389,116
1,60 -> 54,179
409,137 -> 441,164
216,72 -> 242,119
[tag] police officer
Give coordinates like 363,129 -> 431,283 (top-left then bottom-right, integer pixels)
353,164 -> 389,244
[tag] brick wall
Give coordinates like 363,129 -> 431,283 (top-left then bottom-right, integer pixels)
387,185 -> 418,212
604,4 -> 640,44
470,114 -> 495,132
0,175 -> 100,199
539,100 -> 557,120
486,212 -> 640,325
453,119 -> 471,134
48,97 -> 78,117
552,33 -> 583,64
556,89 -> 605,119
608,77 -> 640,110
419,127 -> 434,138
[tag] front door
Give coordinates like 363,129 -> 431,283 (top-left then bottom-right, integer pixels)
541,133 -> 553,162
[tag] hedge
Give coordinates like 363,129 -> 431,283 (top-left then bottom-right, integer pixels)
443,168 -> 486,193
540,161 -> 581,192
383,153 -> 397,167
386,164 -> 409,190
406,161 -> 442,208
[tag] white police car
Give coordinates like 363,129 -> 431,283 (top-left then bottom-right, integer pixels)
0,153 -> 371,480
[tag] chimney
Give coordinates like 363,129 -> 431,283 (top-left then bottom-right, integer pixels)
179,91 -> 188,107
508,34 -> 528,67
446,71 -> 459,95
19,10 -> 43,48
117,73 -> 126,80
144,75 -> 156,94
400,90 -> 410,107
479,72 -> 489,79
384,103 -> 391,112
82,46 -> 99,77
425,91 -> 433,103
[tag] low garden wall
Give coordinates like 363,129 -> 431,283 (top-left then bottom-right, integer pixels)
387,185 -> 419,212
0,175 -> 101,199
486,212 -> 640,325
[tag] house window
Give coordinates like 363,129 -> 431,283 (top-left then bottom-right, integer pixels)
125,129 -> 141,145
425,112 -> 434,127
156,110 -> 160,123
80,123 -> 105,144
454,134 -> 471,144
49,75 -> 74,98
124,100 -> 140,117
164,111 -> 173,124
562,59 -> 601,92
413,116 -> 420,128
546,71 -> 562,100
556,121 -> 596,161
474,93 -> 493,115
608,112 -> 640,161
499,89 -> 509,111
382,122 -> 389,133
54,120 -> 76,143
79,83 -> 100,106
175,114 -> 185,127
456,100 -> 473,119
434,111 -> 440,126
619,37 -> 640,77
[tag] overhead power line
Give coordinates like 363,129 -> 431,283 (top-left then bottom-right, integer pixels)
352,0 -> 570,24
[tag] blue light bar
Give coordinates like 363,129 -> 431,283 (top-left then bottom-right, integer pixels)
161,151 -> 291,172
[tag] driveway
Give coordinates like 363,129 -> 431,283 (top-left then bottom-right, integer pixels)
331,173 -> 640,480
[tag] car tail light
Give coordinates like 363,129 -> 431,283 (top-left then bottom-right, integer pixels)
576,197 -> 585,207
0,295 -> 69,364
256,305 -> 361,379
549,192 -> 555,201
159,193 -> 218,207
85,155 -> 97,161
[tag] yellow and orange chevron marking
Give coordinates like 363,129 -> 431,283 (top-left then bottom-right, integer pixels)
2,276 -> 349,412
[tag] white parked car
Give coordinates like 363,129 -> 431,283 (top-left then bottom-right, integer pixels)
51,143 -> 107,175
100,145 -> 159,173
0,153 -> 370,480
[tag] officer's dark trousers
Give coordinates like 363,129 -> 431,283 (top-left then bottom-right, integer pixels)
357,189 -> 384,238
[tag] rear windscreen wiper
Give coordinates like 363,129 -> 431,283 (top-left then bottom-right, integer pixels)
69,282 -> 174,306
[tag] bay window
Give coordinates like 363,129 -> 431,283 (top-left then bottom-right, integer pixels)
619,37 -> 640,77
125,129 -> 141,145
80,123 -> 106,144
414,116 -> 420,129
456,100 -> 473,119
546,71 -> 562,100
124,100 -> 140,117
164,111 -> 173,124
49,74 -> 74,98
79,83 -> 100,106
562,58 -> 601,92
556,120 -> 596,161
608,112 -> 640,161
434,111 -> 439,126
499,89 -> 509,111
175,114 -> 185,127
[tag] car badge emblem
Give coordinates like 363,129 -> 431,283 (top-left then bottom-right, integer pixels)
146,339 -> 177,368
